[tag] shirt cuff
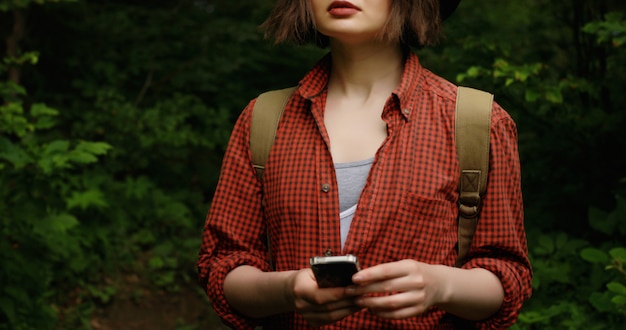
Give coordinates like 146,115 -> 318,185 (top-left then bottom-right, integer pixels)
461,256 -> 532,329
206,252 -> 271,330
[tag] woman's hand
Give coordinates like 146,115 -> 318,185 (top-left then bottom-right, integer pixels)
290,268 -> 363,327
344,259 -> 446,319
345,259 -> 504,321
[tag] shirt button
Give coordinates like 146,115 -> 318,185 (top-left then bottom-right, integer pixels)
321,183 -> 331,192
403,108 -> 410,114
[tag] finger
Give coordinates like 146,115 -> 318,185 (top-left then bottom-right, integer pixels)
299,286 -> 349,306
347,275 -> 423,296
352,260 -> 415,284
358,290 -> 424,310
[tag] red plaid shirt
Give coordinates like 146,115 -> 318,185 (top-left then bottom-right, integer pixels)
198,52 -> 532,329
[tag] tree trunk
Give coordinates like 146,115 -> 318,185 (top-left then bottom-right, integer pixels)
6,9 -> 25,85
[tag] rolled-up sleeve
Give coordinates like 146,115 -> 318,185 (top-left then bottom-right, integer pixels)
461,105 -> 533,329
197,99 -> 271,329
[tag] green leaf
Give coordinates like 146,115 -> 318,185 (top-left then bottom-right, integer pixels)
0,137 -> 33,169
466,66 -> 481,78
38,141 -> 72,173
74,141 -> 112,156
66,142 -> 112,164
66,189 -> 108,210
42,140 -> 70,155
153,271 -> 176,287
148,256 -> 164,269
538,235 -> 555,254
50,213 -> 80,232
38,140 -> 111,172
611,295 -> 626,306
66,150 -> 98,164
30,103 -> 59,117
33,115 -> 57,130
554,232 -> 568,249
124,176 -> 153,198
0,102 -> 31,136
0,81 -> 26,97
4,51 -> 39,65
609,247 -> 626,261
30,103 -> 59,130
525,89 -> 541,102
607,282 -> 626,295
34,213 -> 79,235
581,247 -> 610,264
88,285 -> 117,304
131,229 -> 156,245
545,88 -> 563,104
589,291 -> 618,313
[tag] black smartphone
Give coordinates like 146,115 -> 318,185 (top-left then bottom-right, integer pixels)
309,254 -> 361,288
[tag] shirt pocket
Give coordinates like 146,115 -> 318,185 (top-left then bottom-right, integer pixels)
387,191 -> 455,264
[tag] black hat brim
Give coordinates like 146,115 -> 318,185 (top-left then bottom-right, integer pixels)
440,0 -> 461,21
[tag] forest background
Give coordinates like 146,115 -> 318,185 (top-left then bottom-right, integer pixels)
1,0 -> 625,329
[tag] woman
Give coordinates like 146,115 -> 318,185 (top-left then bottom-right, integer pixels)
198,0 -> 532,328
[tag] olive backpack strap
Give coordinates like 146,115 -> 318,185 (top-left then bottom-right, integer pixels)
454,86 -> 494,267
250,86 -> 296,270
250,86 -> 297,181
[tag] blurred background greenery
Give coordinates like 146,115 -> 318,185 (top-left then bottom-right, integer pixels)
1,0 -> 625,329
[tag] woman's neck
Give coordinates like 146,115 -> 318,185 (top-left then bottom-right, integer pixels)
327,41 -> 404,101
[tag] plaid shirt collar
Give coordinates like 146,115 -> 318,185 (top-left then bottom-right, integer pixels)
296,51 -> 424,121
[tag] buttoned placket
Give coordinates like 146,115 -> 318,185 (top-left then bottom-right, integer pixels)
342,96 -> 404,256
309,94 -> 342,257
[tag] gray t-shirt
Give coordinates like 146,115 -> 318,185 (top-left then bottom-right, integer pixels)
335,158 -> 374,249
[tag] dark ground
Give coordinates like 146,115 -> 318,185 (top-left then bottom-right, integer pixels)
88,275 -> 229,330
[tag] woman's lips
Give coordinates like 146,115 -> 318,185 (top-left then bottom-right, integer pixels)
328,1 -> 360,16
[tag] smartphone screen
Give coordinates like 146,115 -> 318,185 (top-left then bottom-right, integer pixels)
310,255 -> 360,288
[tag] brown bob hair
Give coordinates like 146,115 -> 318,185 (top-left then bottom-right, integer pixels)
260,0 -> 444,48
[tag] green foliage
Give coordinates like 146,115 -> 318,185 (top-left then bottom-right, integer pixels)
583,12 -> 626,47
0,0 -> 625,328
1,0 -> 323,328
587,195 -> 626,236
428,1 -> 626,234
512,232 -> 608,328
0,90 -> 109,328
581,197 -> 626,318
0,51 -> 38,74
582,247 -> 626,315
512,191 -> 626,329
